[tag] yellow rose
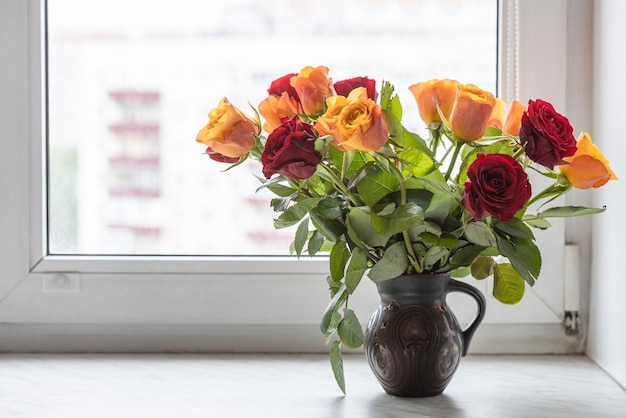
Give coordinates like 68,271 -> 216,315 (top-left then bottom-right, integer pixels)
449,84 -> 496,141
558,132 -> 617,189
196,97 -> 257,158
316,88 -> 388,152
290,66 -> 334,115
408,79 -> 460,124
258,93 -> 300,133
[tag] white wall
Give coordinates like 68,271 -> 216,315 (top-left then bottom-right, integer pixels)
587,0 -> 626,388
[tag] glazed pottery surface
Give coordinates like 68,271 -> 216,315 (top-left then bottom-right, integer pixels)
364,273 -> 486,397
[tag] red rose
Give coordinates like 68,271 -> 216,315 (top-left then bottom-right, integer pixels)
267,73 -> 300,101
261,116 -> 322,180
334,77 -> 378,101
205,147 -> 239,163
519,99 -> 577,169
462,153 -> 532,221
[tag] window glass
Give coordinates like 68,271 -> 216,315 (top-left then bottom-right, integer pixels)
47,0 -> 497,255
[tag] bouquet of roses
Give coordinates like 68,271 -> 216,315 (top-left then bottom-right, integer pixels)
196,65 -> 616,392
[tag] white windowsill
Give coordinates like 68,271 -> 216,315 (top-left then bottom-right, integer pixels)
0,354 -> 623,417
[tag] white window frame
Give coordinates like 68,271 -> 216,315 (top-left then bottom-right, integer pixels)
0,0 -> 591,353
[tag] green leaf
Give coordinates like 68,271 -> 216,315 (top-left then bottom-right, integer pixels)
264,182 -> 297,197
451,266 -> 471,278
345,247 -> 368,294
371,203 -> 424,236
329,146 -> 369,178
345,161 -> 375,191
405,170 -> 462,215
329,241 -> 350,282
464,221 -> 497,247
495,235 -> 541,286
398,149 -> 436,177
382,102 -> 432,155
419,232 -> 459,249
371,151 -> 392,173
470,256 -> 494,280
326,275 -> 342,297
356,166 -> 400,207
338,308 -> 365,349
307,230 -> 324,256
329,341 -> 346,395
483,126 -> 503,137
310,207 -> 345,242
492,263 -> 526,304
523,218 -> 552,229
380,81 -> 402,120
320,284 -> 347,334
368,241 -> 408,283
293,218 -> 309,257
450,244 -> 486,268
403,189 -> 434,211
270,196 -> 292,212
274,198 -> 321,228
324,310 -> 342,343
423,245 -> 450,271
535,205 -> 607,218
406,221 -> 442,243
346,207 -> 391,247
402,130 -> 432,154
317,196 -> 343,220
491,217 -> 535,240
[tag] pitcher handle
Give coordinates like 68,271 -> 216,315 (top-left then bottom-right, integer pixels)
448,278 -> 487,357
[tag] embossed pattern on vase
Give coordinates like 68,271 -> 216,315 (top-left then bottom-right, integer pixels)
365,297 -> 463,397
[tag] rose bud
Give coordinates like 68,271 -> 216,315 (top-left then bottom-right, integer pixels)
448,84 -> 497,141
409,79 -> 460,125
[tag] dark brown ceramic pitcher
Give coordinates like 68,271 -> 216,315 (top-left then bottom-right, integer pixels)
364,273 -> 486,397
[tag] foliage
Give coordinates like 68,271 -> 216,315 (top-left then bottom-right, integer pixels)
196,66 -> 616,394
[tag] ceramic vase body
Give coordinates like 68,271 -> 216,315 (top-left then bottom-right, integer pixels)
364,273 -> 486,397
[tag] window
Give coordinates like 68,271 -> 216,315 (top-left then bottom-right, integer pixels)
47,0 -> 496,255
0,0 -> 588,352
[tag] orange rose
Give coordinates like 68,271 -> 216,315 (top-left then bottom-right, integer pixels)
314,94 -> 349,137
290,66 -> 334,115
408,79 -> 460,124
558,132 -> 617,189
502,100 -> 526,136
258,93 -> 300,133
316,88 -> 388,152
488,99 -> 526,136
488,98 -> 506,130
196,97 -> 258,158
449,84 -> 496,141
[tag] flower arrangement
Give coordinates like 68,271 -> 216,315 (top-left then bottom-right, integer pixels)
196,65 -> 616,393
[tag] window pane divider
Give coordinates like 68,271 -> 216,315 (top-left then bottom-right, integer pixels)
32,254 -> 329,275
